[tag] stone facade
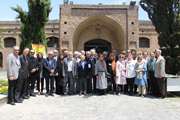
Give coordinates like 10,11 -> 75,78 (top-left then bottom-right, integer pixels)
0,3 -> 159,69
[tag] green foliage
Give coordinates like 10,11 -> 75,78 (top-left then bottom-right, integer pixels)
12,0 -> 52,52
0,80 -> 8,94
140,0 -> 180,74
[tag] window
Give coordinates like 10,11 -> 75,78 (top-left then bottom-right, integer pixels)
47,37 -> 59,48
4,37 -> 16,48
139,37 -> 150,48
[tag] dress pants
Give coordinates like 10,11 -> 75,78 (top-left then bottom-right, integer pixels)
15,77 -> 27,100
148,71 -> 155,95
126,77 -> 135,95
87,76 -> 92,93
92,76 -> 97,93
29,74 -> 38,94
156,77 -> 167,98
8,79 -> 17,103
55,76 -> 63,95
45,75 -> 55,94
63,72 -> 74,95
79,77 -> 87,93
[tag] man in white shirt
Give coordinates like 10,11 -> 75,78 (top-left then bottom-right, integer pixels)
63,51 -> 77,95
154,49 -> 166,98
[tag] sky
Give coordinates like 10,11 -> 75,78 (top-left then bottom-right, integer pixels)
0,0 -> 149,21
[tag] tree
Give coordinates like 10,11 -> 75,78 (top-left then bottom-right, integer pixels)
12,0 -> 52,52
140,0 -> 180,74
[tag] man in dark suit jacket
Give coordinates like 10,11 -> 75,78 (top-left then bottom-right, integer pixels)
55,55 -> 64,95
85,51 -> 93,94
78,55 -> 88,95
15,48 -> 30,101
29,50 -> 40,96
43,51 -> 57,96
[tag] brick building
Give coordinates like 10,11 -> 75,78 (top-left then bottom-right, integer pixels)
0,3 -> 158,69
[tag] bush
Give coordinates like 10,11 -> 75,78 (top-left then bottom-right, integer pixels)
0,80 -> 8,94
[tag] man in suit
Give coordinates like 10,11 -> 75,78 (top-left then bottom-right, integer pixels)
53,50 -> 59,94
90,49 -> 97,94
154,49 -> 166,98
29,49 -> 40,96
77,55 -> 88,95
85,51 -> 93,94
62,51 -> 77,95
7,46 -> 21,105
15,48 -> 30,101
43,51 -> 57,96
73,51 -> 81,94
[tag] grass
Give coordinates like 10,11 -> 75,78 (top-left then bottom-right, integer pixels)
0,80 -> 8,94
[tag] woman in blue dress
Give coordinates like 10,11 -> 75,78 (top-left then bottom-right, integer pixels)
134,55 -> 147,97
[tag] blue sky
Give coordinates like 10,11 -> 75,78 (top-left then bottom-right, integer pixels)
0,0 -> 149,21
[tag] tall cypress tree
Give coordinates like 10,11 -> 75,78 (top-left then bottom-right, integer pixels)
12,0 -> 52,52
140,0 -> 180,74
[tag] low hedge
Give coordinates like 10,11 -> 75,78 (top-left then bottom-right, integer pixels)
0,80 -> 8,94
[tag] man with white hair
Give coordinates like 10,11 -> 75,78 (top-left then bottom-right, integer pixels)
154,49 -> 166,98
43,51 -> 56,96
86,51 -> 93,93
62,51 -> 77,95
90,49 -> 97,93
7,46 -> 21,105
15,48 -> 30,101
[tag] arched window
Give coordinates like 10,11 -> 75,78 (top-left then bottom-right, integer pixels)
139,37 -> 150,48
4,37 -> 16,48
0,52 -> 3,67
47,37 -> 59,48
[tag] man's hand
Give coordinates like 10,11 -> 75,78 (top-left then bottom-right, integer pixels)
31,69 -> 36,73
9,76 -> 15,80
51,69 -> 54,73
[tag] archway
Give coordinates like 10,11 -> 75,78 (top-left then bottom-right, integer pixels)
84,39 -> 111,53
73,16 -> 125,51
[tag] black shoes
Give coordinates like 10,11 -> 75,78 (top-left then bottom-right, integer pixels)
7,101 -> 15,105
23,96 -> 30,99
15,99 -> 23,103
30,93 -> 36,97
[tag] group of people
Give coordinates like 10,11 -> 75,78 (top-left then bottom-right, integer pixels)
7,46 -> 166,105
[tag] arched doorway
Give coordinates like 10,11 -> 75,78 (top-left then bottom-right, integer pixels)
84,39 -> 111,53
73,16 -> 125,51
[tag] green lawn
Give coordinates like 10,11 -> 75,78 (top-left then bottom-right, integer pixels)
0,80 -> 8,94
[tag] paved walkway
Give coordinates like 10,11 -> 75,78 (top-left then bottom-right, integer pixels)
0,94 -> 180,120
